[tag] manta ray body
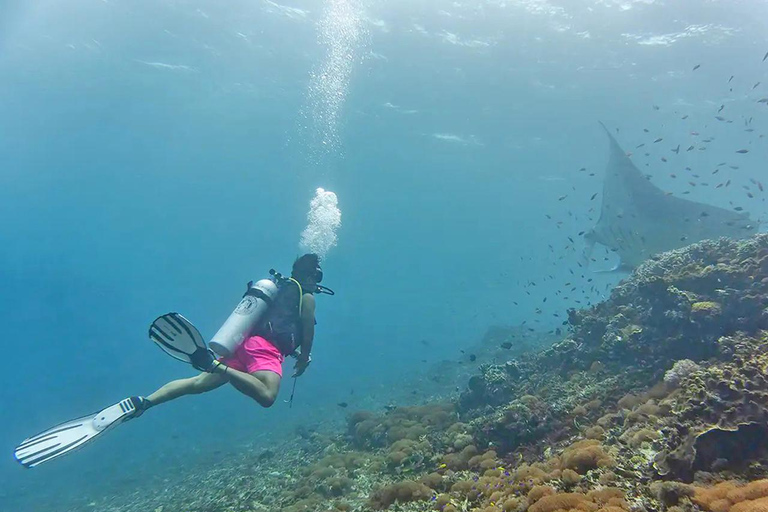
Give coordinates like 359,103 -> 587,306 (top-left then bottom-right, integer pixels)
584,124 -> 759,271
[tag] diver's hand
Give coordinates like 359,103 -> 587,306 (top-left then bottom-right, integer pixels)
210,360 -> 230,376
293,355 -> 312,377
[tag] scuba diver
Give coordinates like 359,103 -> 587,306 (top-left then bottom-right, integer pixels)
14,253 -> 333,468
141,253 -> 324,410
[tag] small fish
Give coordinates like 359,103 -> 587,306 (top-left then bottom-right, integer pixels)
670,173 -> 677,178
718,105 -> 724,113
469,354 -> 477,362
652,105 -> 660,111
681,115 -> 689,120
672,145 -> 680,154
763,51 -> 768,62
736,149 -> 749,154
590,193 -> 597,200
715,116 -> 726,121
643,128 -> 650,132
700,211 -> 709,217
337,402 -> 348,408
636,143 -> 645,148
728,75 -> 734,83
758,98 -> 768,104
692,64 -> 701,71
500,342 -> 513,350
734,206 -> 744,211
759,182 -> 764,192
558,195 -> 567,201
687,145 -> 694,151
753,82 -> 761,90
661,157 -> 667,162
653,138 -> 663,143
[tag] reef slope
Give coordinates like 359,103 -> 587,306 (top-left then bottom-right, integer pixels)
94,234 -> 768,512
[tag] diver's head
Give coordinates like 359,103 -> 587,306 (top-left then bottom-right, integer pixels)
292,253 -> 323,291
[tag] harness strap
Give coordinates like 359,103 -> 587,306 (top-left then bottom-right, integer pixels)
288,277 -> 304,316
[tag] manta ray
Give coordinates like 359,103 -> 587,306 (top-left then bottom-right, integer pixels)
583,123 -> 759,271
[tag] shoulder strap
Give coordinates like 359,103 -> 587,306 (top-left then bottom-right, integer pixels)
287,277 -> 304,316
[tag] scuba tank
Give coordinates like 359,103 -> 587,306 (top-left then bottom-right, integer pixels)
209,277 -> 279,358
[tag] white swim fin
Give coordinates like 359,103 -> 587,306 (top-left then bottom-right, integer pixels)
14,397 -> 144,468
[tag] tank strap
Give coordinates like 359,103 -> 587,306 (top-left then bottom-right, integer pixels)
287,277 -> 304,316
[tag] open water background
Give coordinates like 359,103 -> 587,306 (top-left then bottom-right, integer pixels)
0,1 -> 767,510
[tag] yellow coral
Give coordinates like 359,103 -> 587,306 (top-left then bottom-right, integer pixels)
691,301 -> 722,314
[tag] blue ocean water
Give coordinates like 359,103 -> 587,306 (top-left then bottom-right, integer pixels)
0,1 -> 766,510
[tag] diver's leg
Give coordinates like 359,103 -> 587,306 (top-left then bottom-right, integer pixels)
146,372 -> 228,407
225,369 -> 281,408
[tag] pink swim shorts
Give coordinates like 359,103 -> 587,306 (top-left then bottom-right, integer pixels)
220,335 -> 285,377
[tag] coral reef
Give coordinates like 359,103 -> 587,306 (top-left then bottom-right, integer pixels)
80,234 -> 768,512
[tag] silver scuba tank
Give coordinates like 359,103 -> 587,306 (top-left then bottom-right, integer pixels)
209,278 -> 279,358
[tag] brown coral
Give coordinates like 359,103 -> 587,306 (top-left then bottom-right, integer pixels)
528,493 -> 596,512
528,485 -> 556,503
560,440 -> 614,474
693,480 -> 768,512
368,480 -> 433,510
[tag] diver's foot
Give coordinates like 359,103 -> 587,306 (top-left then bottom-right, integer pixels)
128,396 -> 153,418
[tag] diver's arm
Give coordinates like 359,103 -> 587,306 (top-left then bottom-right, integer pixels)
292,294 -> 315,377
298,294 -> 316,360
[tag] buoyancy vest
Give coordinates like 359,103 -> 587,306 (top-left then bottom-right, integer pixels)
257,278 -> 305,356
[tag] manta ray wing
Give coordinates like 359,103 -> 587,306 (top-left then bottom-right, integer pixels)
585,123 -> 758,270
